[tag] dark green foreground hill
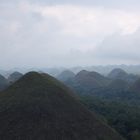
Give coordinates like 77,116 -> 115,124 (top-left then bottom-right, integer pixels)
0,72 -> 124,140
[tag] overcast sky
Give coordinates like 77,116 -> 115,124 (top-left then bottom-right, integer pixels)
1,0 -> 140,69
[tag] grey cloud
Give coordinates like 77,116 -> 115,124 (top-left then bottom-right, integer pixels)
94,29 -> 140,64
27,0 -> 140,10
0,0 -> 140,69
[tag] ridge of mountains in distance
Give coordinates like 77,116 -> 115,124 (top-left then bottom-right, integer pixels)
0,67 -> 140,140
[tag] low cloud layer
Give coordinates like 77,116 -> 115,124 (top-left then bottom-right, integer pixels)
1,0 -> 140,69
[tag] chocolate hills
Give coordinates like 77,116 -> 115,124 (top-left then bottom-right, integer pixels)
57,70 -> 75,81
75,70 -> 110,87
0,72 -> 124,140
108,68 -> 139,83
8,71 -> 23,83
65,70 -> 111,93
108,68 -> 128,79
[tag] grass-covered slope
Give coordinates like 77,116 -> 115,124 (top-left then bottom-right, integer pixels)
0,72 -> 124,140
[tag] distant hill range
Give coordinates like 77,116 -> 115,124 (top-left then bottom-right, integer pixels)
70,65 -> 140,75
0,72 -> 124,140
64,70 -> 111,94
61,69 -> 140,103
108,68 -> 139,83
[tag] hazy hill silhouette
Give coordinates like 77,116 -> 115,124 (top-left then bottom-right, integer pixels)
76,70 -> 110,87
8,71 -> 23,83
108,68 -> 139,83
65,70 -> 111,93
57,70 -> 75,81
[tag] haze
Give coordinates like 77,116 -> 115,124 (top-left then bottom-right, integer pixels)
1,0 -> 140,69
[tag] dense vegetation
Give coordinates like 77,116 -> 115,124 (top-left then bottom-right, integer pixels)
69,82 -> 140,140
79,94 -> 140,140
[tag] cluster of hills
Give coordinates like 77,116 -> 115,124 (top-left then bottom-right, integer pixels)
57,68 -> 140,94
56,68 -> 140,140
0,71 -> 124,140
0,67 -> 140,140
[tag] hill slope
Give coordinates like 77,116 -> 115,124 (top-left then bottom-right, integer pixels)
108,79 -> 129,90
0,74 -> 9,91
0,72 -> 124,140
129,78 -> 140,94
